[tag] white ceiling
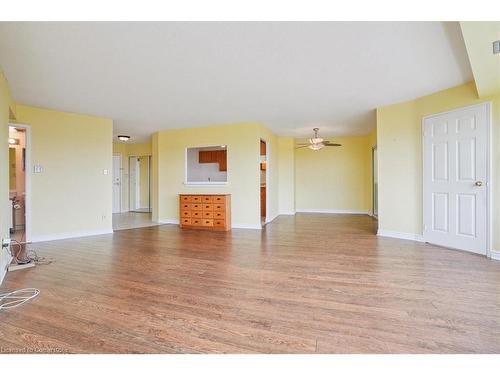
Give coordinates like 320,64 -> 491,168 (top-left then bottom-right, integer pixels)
0,22 -> 472,143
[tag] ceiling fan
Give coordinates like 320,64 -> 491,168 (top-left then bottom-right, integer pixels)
296,128 -> 342,150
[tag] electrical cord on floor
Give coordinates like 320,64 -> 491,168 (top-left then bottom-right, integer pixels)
0,288 -> 40,310
8,237 -> 53,266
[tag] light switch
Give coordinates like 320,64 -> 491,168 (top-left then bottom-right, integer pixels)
33,165 -> 43,173
103,169 -> 109,175
494,40 -> 500,55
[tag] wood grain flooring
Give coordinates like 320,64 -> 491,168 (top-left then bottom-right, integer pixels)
0,214 -> 499,354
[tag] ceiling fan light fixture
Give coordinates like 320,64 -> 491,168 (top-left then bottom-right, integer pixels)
309,137 -> 324,145
308,143 -> 324,151
117,135 -> 131,142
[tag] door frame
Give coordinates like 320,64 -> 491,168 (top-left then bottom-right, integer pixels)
421,101 -> 492,257
8,123 -> 31,242
112,153 -> 122,214
260,139 -> 270,225
371,145 -> 378,219
135,157 -> 141,210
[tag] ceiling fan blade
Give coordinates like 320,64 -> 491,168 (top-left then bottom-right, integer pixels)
295,145 -> 310,149
324,143 -> 342,146
295,143 -> 309,146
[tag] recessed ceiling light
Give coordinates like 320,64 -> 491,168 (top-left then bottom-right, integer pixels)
9,138 -> 19,145
117,135 -> 131,142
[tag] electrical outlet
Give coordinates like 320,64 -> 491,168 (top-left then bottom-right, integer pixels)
2,238 -> 11,248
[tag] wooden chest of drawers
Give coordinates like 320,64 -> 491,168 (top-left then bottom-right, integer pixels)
179,194 -> 231,231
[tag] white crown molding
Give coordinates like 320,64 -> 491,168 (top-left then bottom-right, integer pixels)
377,229 -> 424,242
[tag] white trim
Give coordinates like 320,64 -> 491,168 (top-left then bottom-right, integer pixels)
30,229 -> 113,243
232,223 -> 262,230
265,212 -> 279,224
490,250 -> 500,261
135,157 -> 141,210
422,101 -> 492,257
377,229 -> 424,242
279,210 -> 296,216
158,218 -> 179,225
296,209 -> 370,215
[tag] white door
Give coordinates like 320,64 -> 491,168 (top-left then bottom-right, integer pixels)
112,155 -> 121,214
423,103 -> 489,255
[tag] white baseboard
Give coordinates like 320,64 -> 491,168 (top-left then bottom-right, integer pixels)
377,229 -> 424,242
490,250 -> 500,261
160,218 -> 262,229
279,210 -> 296,215
265,213 -> 280,224
232,223 -> 262,230
158,218 -> 179,225
30,229 -> 113,243
296,209 -> 370,215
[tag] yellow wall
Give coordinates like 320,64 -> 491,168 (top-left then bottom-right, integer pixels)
277,137 -> 295,214
9,147 -> 16,190
16,105 -> 113,241
154,123 -> 270,228
295,135 -> 372,213
460,22 -> 500,97
112,141 -> 152,211
0,71 -> 16,283
377,82 -> 500,250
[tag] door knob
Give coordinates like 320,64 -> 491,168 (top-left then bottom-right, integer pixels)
475,181 -> 483,187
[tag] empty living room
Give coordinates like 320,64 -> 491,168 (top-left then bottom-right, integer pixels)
0,1 -> 499,372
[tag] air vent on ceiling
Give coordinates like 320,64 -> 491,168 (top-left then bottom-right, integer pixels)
494,40 -> 500,55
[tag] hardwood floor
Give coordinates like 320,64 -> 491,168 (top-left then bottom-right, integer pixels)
1,214 -> 499,354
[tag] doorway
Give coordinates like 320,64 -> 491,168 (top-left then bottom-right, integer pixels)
129,155 -> 151,213
423,102 -> 491,256
260,140 -> 267,225
112,155 -> 122,213
372,146 -> 378,218
7,124 -> 31,243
